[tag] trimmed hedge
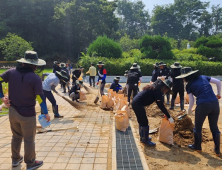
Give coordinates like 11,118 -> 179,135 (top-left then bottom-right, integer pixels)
77,55 -> 222,76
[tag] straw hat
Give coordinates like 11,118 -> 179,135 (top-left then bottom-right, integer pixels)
175,67 -> 199,79
130,63 -> 140,70
170,62 -> 182,69
76,80 -> 83,86
56,70 -> 68,81
153,62 -> 159,67
114,76 -> 120,81
97,61 -> 104,66
159,61 -> 166,66
17,51 -> 46,66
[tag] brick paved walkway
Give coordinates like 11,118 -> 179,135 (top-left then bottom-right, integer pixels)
0,87 -> 113,170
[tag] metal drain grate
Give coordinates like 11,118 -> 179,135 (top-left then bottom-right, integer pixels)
116,126 -> 144,170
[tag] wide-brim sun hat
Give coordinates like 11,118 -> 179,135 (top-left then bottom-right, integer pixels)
160,79 -> 173,93
159,61 -> 166,66
97,61 -> 104,65
17,51 -> 46,66
56,70 -> 68,81
130,63 -> 140,69
176,67 -> 199,79
170,62 -> 182,69
114,76 -> 120,80
153,62 -> 159,67
59,63 -> 66,68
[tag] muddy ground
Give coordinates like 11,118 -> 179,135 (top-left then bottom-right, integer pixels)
129,83 -> 222,170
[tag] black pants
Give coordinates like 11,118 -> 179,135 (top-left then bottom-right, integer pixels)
43,90 -> 56,106
89,76 -> 95,87
128,83 -> 138,103
172,85 -> 184,100
132,99 -> 148,127
195,101 -> 220,133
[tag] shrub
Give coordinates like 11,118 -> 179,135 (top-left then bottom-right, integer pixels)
77,55 -> 222,76
205,36 -> 222,48
119,35 -> 140,52
140,35 -> 174,59
194,36 -> 208,48
87,36 -> 122,58
0,33 -> 33,61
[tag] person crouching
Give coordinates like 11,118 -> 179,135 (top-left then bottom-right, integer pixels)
132,79 -> 174,146
69,80 -> 83,102
110,76 -> 122,93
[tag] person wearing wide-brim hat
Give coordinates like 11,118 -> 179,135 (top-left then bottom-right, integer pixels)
157,61 -> 170,104
176,67 -> 221,156
69,80 -> 83,102
150,62 -> 159,84
169,62 -> 184,111
132,79 -> 174,146
42,70 -> 69,119
127,63 -> 142,104
0,50 -> 49,169
59,63 -> 70,93
72,66 -> 84,85
110,76 -> 122,93
53,61 -> 61,73
96,61 -> 107,96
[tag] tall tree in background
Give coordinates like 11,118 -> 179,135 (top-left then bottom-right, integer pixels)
54,0 -> 118,59
212,5 -> 222,34
116,0 -> 150,39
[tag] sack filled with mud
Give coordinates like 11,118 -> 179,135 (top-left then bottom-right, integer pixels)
121,103 -> 131,118
115,110 -> 129,132
158,118 -> 174,145
79,91 -> 87,101
107,98 -> 114,108
108,89 -> 116,98
101,95 -> 109,109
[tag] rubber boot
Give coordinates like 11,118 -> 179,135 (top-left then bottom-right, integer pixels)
139,124 -> 151,142
188,129 -> 202,152
62,86 -> 66,93
166,94 -> 170,105
52,105 -> 64,118
212,132 -> 221,156
141,126 -> 156,146
180,99 -> 184,111
169,99 -> 175,110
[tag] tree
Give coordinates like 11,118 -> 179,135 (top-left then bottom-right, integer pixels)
87,36 -> 122,58
116,0 -> 150,39
54,0 -> 119,59
212,5 -> 222,34
119,35 -> 139,51
0,33 -> 33,61
140,35 -> 174,59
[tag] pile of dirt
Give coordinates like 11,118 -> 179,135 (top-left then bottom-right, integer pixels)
145,103 -> 164,117
173,115 -> 212,146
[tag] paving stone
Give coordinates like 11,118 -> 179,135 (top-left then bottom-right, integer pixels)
65,163 -> 80,170
79,164 -> 93,170
93,164 -> 107,170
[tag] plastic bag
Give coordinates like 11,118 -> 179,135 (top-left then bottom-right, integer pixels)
158,118 -> 174,145
101,95 -> 109,109
121,104 -> 131,118
79,91 -> 87,101
115,110 -> 129,132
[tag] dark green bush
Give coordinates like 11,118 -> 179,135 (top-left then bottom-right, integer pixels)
77,55 -> 222,76
194,36 -> 208,48
140,35 -> 174,59
87,36 -> 122,58
205,36 -> 222,48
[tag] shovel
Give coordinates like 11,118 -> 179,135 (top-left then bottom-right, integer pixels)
94,82 -> 100,104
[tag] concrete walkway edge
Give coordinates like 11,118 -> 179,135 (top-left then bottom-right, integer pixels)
112,118 -> 117,170
129,120 -> 149,170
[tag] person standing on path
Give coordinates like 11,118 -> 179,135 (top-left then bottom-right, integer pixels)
96,61 -> 107,96
176,67 -> 221,156
42,70 -> 68,118
150,62 -> 159,84
157,61 -> 171,104
0,51 -> 50,170
132,79 -> 174,146
127,63 -> 142,104
52,61 -> 61,73
169,62 -> 184,111
60,63 -> 70,93
86,63 -> 96,87
72,66 -> 84,85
